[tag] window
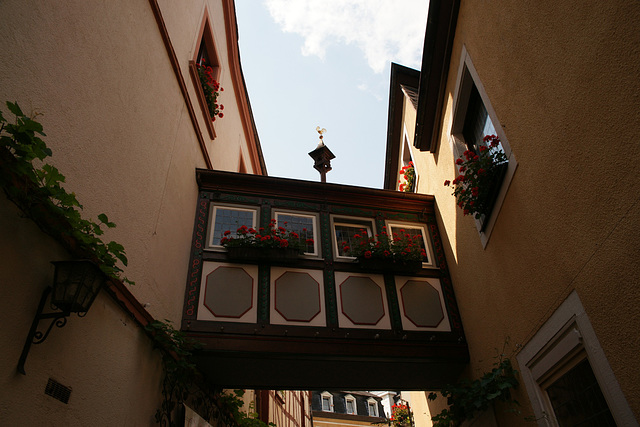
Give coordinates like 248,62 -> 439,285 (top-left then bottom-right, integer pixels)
367,398 -> 379,417
543,358 -> 616,426
451,46 -> 517,246
517,291 -> 636,427
398,131 -> 418,192
189,10 -> 221,139
386,221 -> 435,267
345,394 -> 356,415
321,391 -> 333,412
274,211 -> 319,256
208,205 -> 257,248
331,216 -> 376,259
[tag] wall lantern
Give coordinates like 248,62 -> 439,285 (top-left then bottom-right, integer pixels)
17,260 -> 106,374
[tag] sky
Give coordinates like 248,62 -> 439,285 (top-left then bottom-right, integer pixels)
235,0 -> 429,189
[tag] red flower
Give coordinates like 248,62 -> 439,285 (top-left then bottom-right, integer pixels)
280,240 -> 289,247
224,230 -> 231,236
444,180 -> 451,186
456,158 -> 463,165
218,112 -> 224,118
364,251 -> 372,259
343,246 -> 350,252
305,239 -> 314,244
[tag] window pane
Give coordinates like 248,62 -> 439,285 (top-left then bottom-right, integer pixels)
368,402 -> 377,416
546,358 -> 616,427
390,226 -> 429,263
277,214 -> 315,254
335,224 -> 371,257
346,400 -> 355,414
211,208 -> 254,245
322,396 -> 331,411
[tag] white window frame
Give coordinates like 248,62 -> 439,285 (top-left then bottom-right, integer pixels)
367,398 -> 379,417
516,291 -> 636,426
273,210 -> 320,257
321,391 -> 334,412
385,221 -> 436,268
207,203 -> 258,250
330,215 -> 376,260
344,394 -> 356,415
450,45 -> 518,248
398,126 -> 419,192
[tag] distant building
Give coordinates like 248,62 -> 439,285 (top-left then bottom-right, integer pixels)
311,391 -> 387,427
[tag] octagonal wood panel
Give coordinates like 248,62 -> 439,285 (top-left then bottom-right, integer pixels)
270,267 -> 326,327
395,277 -> 451,332
274,271 -> 321,322
204,266 -> 254,318
400,280 -> 444,327
340,276 -> 385,325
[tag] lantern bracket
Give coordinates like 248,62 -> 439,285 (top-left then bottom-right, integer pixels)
17,286 -> 70,375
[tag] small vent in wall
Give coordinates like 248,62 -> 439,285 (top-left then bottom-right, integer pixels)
45,378 -> 71,404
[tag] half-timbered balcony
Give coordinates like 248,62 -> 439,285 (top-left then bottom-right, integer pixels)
182,170 -> 469,389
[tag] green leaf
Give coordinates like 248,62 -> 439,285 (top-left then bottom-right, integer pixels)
7,101 -> 23,117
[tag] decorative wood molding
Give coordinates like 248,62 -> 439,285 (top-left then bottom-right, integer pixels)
222,0 -> 267,175
147,0 -> 213,169
197,169 -> 436,215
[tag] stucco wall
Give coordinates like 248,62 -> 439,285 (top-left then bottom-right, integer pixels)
0,0 -> 262,424
405,0 -> 640,424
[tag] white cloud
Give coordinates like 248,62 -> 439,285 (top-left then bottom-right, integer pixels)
264,0 -> 428,73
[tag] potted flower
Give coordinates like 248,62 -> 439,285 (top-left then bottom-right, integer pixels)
390,403 -> 413,427
342,229 -> 426,273
220,219 -> 313,261
398,161 -> 416,192
196,63 -> 224,122
444,135 -> 508,221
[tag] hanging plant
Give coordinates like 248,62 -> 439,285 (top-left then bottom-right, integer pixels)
0,101 -> 132,284
221,219 -> 313,253
196,63 -> 224,121
398,161 -> 416,192
427,356 -> 520,426
444,135 -> 507,219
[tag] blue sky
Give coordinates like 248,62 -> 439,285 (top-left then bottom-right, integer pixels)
235,1 -> 428,188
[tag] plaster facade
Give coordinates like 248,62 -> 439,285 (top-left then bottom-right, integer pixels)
0,0 -> 267,424
386,0 -> 640,425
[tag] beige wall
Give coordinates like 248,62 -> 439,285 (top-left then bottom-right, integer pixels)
0,0 -> 264,424
401,0 -> 640,424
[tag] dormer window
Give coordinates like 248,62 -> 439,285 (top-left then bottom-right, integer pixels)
321,391 -> 333,412
367,398 -> 379,417
345,394 -> 356,415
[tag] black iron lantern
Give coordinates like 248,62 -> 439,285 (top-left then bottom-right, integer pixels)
51,260 -> 105,314
17,260 -> 106,374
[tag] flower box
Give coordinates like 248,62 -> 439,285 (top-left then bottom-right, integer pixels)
356,257 -> 422,274
225,246 -> 301,262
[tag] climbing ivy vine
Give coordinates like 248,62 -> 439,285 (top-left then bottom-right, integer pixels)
0,101 -> 132,284
427,354 -> 520,426
146,320 -> 276,427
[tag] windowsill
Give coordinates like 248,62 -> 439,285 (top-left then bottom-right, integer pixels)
189,60 -> 217,140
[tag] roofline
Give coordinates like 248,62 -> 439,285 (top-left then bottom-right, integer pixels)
414,0 -> 460,153
223,0 -> 267,175
383,63 -> 420,190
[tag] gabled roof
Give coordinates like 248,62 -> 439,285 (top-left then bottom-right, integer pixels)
413,0 -> 460,153
383,63 -> 420,190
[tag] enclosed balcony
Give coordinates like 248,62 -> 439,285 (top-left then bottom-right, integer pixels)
182,169 -> 469,389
